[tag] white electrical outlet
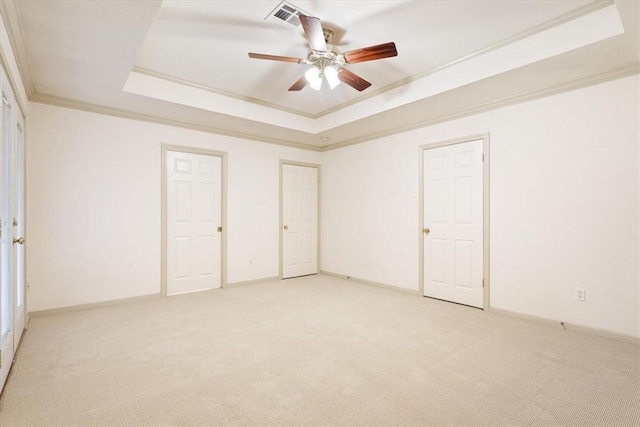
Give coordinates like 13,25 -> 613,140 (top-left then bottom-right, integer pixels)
249,259 -> 253,266
576,288 -> 586,302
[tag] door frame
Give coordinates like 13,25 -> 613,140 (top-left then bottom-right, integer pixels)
161,144 -> 228,295
279,160 -> 321,279
418,133 -> 490,310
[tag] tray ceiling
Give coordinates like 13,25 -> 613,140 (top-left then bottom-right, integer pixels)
9,1 -> 640,149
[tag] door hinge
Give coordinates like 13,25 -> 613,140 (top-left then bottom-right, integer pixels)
482,153 -> 485,162
217,226 -> 222,233
482,279 -> 485,288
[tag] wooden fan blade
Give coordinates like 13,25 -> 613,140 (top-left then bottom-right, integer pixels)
248,53 -> 304,63
288,75 -> 308,91
343,42 -> 397,64
299,15 -> 327,51
338,69 -> 371,91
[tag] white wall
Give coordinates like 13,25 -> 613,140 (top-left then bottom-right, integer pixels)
26,75 -> 640,338
26,102 -> 320,311
321,75 -> 640,338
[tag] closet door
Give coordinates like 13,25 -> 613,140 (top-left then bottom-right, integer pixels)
166,150 -> 222,295
423,139 -> 484,308
282,163 -> 318,279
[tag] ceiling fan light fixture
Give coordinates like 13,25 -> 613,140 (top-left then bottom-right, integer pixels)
325,66 -> 341,89
305,67 -> 323,90
249,14 -> 397,93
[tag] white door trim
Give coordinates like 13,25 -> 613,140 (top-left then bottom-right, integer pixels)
161,144 -> 228,295
418,133 -> 490,310
279,160 -> 321,279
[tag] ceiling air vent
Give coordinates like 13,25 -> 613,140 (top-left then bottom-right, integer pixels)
265,1 -> 309,29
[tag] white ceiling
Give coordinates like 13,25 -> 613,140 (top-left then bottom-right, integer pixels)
8,0 -> 640,150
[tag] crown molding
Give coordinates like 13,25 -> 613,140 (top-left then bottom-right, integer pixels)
29,93 -> 322,152
0,0 -> 34,97
28,64 -> 638,154
132,66 -> 317,119
321,64 -> 640,152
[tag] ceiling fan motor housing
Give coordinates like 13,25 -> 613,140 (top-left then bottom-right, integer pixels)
323,28 -> 334,44
307,48 -> 344,70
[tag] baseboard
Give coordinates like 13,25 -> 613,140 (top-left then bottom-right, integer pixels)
28,293 -> 163,318
27,276 -> 281,317
225,276 -> 280,288
489,307 -> 640,344
320,271 -> 420,296
320,272 -> 638,343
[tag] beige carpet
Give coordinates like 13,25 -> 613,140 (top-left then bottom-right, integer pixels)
0,275 -> 638,426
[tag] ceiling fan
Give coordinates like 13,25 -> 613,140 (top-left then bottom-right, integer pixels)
248,15 -> 397,92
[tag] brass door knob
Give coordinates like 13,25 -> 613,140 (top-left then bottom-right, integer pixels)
423,228 -> 430,235
13,237 -> 24,245
283,225 -> 289,230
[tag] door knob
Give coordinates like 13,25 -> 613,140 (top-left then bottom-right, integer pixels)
283,225 -> 289,230
423,228 -> 430,235
13,237 -> 24,245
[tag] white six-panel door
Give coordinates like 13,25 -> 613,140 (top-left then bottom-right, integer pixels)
423,140 -> 484,308
167,151 -> 222,295
282,164 -> 318,279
